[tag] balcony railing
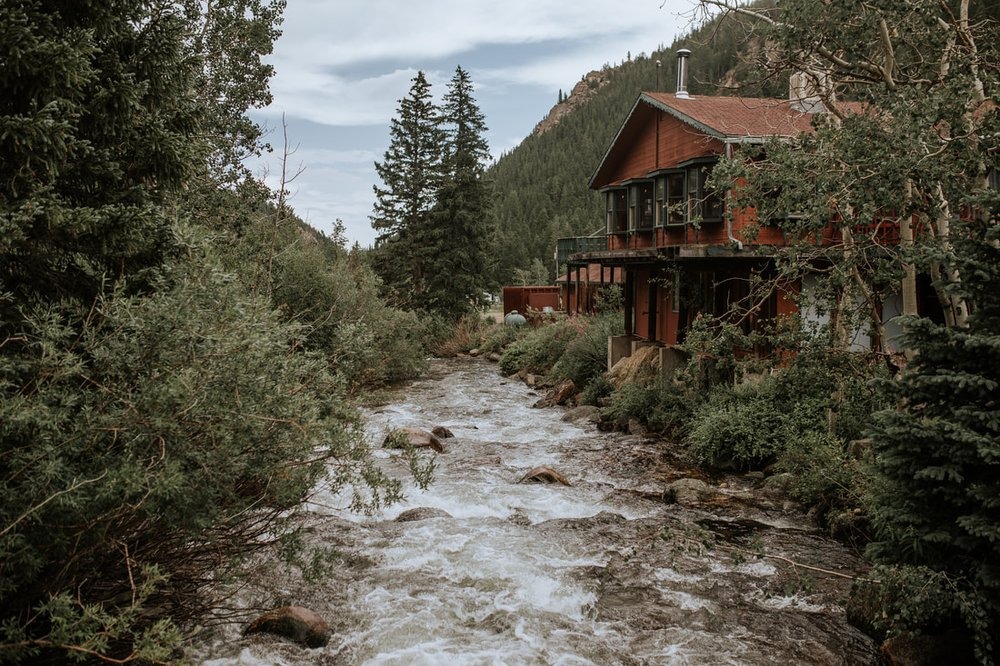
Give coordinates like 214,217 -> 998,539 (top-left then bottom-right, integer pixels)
556,236 -> 607,265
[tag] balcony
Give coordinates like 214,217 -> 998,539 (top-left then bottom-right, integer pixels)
557,235 -> 607,265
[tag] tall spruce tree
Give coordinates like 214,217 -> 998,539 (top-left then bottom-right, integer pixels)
866,214 -> 1000,660
370,71 -> 444,309
0,0 -> 200,312
425,66 -> 495,317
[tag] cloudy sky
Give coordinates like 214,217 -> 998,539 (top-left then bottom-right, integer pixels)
249,0 -> 696,246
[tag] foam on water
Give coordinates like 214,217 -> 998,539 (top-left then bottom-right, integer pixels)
195,359 -> 866,665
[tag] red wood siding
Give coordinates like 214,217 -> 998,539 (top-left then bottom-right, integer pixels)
602,111 -> 725,186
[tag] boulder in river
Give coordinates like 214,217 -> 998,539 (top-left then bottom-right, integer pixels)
561,405 -> 602,424
243,606 -> 330,648
431,425 -> 454,439
518,466 -> 571,486
384,427 -> 444,453
666,478 -> 716,505
396,507 -> 452,522
532,379 -> 576,408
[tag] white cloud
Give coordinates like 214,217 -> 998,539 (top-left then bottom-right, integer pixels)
264,0 -> 693,126
252,0 -> 697,245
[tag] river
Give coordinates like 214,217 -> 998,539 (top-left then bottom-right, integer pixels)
196,357 -> 877,665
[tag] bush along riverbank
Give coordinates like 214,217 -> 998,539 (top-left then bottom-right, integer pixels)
465,301 -> 998,664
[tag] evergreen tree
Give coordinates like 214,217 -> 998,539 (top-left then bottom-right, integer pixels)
424,66 -> 495,317
370,71 -> 444,309
0,0 -> 200,312
0,2 -> 425,661
865,215 -> 1000,660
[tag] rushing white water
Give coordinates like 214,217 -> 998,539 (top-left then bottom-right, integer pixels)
197,358 -> 876,666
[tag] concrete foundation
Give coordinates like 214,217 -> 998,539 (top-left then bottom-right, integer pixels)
659,346 -> 689,376
631,339 -> 657,354
607,335 -> 634,371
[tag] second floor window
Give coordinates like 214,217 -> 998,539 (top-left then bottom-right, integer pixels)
607,189 -> 628,233
689,164 -> 724,223
636,182 -> 654,230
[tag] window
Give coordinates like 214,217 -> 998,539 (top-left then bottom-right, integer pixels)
606,189 -> 628,233
637,181 -> 654,229
628,185 -> 637,230
686,164 -> 723,223
666,173 -> 685,225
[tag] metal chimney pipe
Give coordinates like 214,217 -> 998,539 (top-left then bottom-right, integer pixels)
675,48 -> 691,99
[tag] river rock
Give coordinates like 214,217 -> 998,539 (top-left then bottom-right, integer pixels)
627,418 -> 647,437
384,427 -> 444,453
431,425 -> 454,439
761,472 -> 794,496
396,507 -> 452,522
518,466 -> 571,486
487,352 -> 501,362
561,405 -> 602,424
532,379 -> 576,408
666,478 -> 716,505
243,606 -> 330,648
469,348 -> 480,357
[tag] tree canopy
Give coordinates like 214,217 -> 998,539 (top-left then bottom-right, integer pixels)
371,67 -> 495,318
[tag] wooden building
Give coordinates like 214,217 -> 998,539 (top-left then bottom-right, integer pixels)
567,52 -> 890,365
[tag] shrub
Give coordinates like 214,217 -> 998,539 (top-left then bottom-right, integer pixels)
686,380 -> 791,470
549,311 -> 624,388
776,431 -> 870,531
270,238 -> 427,390
0,245 -> 407,662
601,377 -> 694,434
498,318 -> 578,376
479,321 -> 520,354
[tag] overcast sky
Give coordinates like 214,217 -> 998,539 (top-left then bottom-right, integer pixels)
249,0 -> 696,246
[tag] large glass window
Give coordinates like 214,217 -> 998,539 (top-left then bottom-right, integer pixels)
666,173 -> 685,225
637,181 -> 654,229
606,189 -> 628,233
685,164 -> 724,223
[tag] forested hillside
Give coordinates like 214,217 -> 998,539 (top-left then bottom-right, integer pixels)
489,0 -> 780,284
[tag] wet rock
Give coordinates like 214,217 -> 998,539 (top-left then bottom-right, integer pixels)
627,418 -> 647,437
518,465 -> 571,486
396,507 -> 452,522
761,472 -> 793,496
744,471 -> 765,482
880,629 -> 977,666
666,478 -> 716,505
508,508 -> 532,525
431,425 -> 454,439
384,427 -> 444,453
243,606 -> 330,648
561,405 -> 602,424
783,500 -> 805,513
532,379 -> 576,408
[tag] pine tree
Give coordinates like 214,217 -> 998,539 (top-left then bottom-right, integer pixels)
423,66 -> 495,317
370,71 -> 444,309
866,216 -> 1000,659
0,0 -> 200,312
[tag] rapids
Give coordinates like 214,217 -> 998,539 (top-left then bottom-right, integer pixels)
195,357 -> 877,665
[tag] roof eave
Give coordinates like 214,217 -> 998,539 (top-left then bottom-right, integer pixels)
642,93 -> 727,141
589,95 -> 647,190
